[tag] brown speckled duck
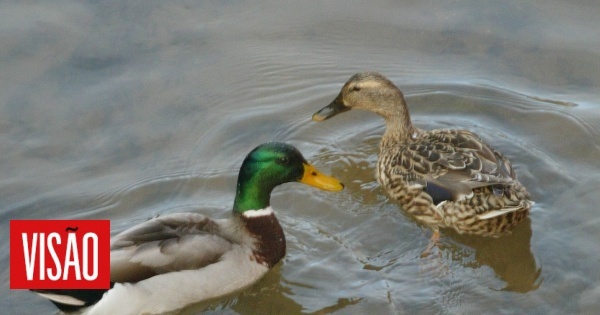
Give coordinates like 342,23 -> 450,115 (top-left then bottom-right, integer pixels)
313,72 -> 533,240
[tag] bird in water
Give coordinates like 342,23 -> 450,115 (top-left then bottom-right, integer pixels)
313,72 -> 533,244
33,142 -> 343,314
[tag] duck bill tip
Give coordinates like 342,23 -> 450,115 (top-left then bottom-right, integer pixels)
301,164 -> 344,191
312,98 -> 350,121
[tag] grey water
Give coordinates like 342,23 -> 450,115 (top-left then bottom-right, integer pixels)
2,0 -> 600,314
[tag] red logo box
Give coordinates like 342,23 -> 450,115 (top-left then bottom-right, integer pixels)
10,220 -> 110,289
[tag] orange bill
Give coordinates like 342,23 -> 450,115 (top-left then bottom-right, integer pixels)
300,163 -> 344,191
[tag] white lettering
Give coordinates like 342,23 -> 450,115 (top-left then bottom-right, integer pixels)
82,233 -> 98,280
63,233 -> 81,280
22,233 -> 37,281
20,230 -> 102,283
47,233 -> 61,281
39,233 -> 45,280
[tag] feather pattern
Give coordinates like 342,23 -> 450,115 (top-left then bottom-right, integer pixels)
314,72 -> 533,236
110,213 -> 236,283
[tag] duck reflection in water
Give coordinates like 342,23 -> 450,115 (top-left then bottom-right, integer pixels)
446,216 -> 542,293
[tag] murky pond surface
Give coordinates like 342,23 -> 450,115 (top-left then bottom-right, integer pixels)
2,1 -> 600,314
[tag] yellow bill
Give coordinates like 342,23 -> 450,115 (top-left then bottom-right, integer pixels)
300,163 -> 344,191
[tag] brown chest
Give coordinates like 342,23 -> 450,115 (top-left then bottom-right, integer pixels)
241,214 -> 286,268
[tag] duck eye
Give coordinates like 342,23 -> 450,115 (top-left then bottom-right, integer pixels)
278,157 -> 289,165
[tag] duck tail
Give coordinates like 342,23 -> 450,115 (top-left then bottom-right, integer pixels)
32,284 -> 113,313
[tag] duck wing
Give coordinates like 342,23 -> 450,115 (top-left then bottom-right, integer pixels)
33,213 -> 235,312
110,212 -> 234,283
393,129 -> 517,204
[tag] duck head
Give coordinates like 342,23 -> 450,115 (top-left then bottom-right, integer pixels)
233,142 -> 343,213
312,72 -> 410,123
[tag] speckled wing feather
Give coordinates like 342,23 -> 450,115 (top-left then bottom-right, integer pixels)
110,212 -> 233,283
391,129 -> 517,203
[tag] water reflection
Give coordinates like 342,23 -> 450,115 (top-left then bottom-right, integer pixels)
180,266 -> 361,315
446,217 -> 542,293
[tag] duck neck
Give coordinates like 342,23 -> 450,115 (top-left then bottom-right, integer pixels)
232,169 -> 286,266
233,173 -> 273,214
379,95 -> 416,149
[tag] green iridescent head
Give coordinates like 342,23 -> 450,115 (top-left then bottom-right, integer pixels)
233,142 -> 343,213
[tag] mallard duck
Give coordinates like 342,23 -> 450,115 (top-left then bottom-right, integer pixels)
313,72 -> 533,239
33,142 -> 343,314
